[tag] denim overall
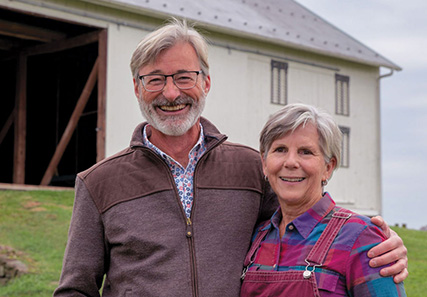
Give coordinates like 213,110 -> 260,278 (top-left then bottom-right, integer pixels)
240,209 -> 352,297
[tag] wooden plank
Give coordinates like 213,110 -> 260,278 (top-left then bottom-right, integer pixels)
0,109 -> 14,146
25,30 -> 100,57
0,182 -> 73,191
0,19 -> 66,42
97,29 -> 107,162
40,58 -> 99,186
13,54 -> 27,184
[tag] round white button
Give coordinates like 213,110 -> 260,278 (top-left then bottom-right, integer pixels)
303,270 -> 311,279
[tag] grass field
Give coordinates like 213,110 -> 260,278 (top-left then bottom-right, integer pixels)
0,189 -> 425,296
0,190 -> 74,296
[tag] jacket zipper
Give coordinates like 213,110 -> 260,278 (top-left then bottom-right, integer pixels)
188,134 -> 227,297
133,147 -> 198,296
133,134 -> 227,297
186,217 -> 198,297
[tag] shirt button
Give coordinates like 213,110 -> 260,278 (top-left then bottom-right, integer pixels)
288,225 -> 294,230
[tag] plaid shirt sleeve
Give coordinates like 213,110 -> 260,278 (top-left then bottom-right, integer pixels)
346,221 -> 406,297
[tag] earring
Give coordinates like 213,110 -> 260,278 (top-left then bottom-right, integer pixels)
264,175 -> 269,181
321,179 -> 328,186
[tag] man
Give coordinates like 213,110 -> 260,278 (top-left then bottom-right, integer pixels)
54,19 -> 407,297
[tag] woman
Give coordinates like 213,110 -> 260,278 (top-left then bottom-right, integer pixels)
240,103 -> 406,296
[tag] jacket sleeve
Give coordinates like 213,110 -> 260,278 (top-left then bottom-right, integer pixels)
346,224 -> 406,297
257,181 -> 279,224
53,177 -> 106,297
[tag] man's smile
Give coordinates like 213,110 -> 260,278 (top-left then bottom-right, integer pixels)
158,104 -> 188,112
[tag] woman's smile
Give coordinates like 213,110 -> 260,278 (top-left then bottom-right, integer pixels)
263,123 -> 335,209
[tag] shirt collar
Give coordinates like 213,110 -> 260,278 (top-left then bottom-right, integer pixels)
268,192 -> 336,238
142,123 -> 206,167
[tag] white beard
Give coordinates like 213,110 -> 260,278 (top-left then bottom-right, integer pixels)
138,92 -> 206,136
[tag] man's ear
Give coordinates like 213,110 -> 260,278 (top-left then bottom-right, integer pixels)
133,78 -> 141,99
203,75 -> 211,94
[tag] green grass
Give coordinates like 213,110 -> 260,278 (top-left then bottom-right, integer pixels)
391,226 -> 427,296
0,190 -> 425,296
0,190 -> 74,297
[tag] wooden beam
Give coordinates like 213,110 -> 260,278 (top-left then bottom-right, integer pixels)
13,54 -> 27,184
1,31 -> 100,63
97,29 -> 107,162
0,19 -> 66,42
0,109 -> 14,146
40,58 -> 99,186
0,37 -> 23,51
25,30 -> 100,57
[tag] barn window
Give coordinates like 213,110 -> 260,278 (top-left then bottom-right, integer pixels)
339,126 -> 350,168
335,74 -> 350,116
271,60 -> 288,105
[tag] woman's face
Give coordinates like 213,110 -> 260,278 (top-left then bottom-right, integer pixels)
262,123 -> 336,208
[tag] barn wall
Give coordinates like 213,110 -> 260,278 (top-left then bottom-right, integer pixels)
0,0 -> 382,215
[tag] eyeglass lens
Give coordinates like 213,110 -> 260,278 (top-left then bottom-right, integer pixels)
142,72 -> 199,91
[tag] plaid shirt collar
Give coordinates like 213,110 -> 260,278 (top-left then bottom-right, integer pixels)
268,192 -> 336,239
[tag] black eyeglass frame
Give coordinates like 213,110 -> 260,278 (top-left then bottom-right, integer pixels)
138,70 -> 203,92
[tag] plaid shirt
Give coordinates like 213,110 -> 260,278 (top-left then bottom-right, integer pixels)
143,124 -> 207,218
248,193 -> 406,296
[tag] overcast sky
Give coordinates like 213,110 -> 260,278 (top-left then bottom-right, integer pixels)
295,0 -> 427,229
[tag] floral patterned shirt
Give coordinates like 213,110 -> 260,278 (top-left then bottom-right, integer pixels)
142,124 -> 207,218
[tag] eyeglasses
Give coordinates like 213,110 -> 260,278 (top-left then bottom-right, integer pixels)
138,70 -> 203,92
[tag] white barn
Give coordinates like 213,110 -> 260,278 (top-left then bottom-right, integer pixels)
0,0 -> 400,216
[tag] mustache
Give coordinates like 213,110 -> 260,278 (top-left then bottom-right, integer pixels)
151,95 -> 195,106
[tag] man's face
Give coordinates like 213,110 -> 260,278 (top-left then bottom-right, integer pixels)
133,42 -> 211,136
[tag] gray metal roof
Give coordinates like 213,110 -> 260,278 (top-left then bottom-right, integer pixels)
85,0 -> 401,70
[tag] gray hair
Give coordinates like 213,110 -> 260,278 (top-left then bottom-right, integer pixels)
259,103 -> 342,170
130,18 -> 209,79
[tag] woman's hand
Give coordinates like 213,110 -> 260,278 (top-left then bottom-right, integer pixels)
369,216 -> 408,283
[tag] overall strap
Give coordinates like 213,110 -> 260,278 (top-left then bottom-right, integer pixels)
243,221 -> 270,267
306,208 -> 352,266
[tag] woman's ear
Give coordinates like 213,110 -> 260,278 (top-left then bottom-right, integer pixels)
261,153 -> 268,177
324,157 -> 337,180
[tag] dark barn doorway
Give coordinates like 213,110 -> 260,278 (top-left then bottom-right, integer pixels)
0,8 -> 106,187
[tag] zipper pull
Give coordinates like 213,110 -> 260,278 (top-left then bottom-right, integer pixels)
186,218 -> 193,238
